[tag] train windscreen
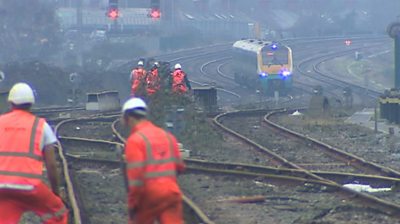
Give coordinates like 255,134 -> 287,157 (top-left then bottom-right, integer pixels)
262,47 -> 288,65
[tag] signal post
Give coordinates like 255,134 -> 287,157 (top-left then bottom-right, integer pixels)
379,22 -> 400,124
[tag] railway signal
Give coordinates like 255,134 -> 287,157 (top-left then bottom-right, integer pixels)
107,8 -> 119,20
149,0 -> 161,19
149,8 -> 161,19
344,39 -> 352,46
107,0 -> 119,20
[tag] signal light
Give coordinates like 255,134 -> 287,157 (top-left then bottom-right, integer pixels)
149,8 -> 161,19
259,72 -> 268,78
344,40 -> 352,46
282,70 -> 291,77
107,8 -> 119,20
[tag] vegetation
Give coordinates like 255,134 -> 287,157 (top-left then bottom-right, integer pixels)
0,0 -> 61,62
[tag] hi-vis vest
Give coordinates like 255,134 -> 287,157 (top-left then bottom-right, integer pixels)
127,131 -> 182,188
146,69 -> 160,94
0,110 -> 45,189
132,68 -> 146,82
172,70 -> 187,93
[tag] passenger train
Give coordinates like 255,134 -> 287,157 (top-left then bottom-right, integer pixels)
232,39 -> 293,95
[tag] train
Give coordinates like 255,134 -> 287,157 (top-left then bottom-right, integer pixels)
232,39 -> 293,95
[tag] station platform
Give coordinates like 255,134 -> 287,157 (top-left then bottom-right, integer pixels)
346,108 -> 400,136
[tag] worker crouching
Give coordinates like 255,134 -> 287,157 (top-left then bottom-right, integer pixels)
0,83 -> 68,224
122,98 -> 185,224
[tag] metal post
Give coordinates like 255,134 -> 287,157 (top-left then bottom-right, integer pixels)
374,104 -> 378,133
76,0 -> 82,31
395,33 -> 400,88
274,91 -> 279,107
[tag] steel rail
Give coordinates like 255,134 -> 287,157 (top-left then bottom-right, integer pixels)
110,119 -> 216,224
59,136 -> 400,188
264,109 -> 400,178
56,116 -> 215,224
213,109 -> 400,217
296,42 -> 385,98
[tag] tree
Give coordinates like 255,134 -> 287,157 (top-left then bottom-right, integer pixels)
0,0 -> 61,62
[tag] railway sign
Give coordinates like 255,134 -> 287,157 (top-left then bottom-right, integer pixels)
344,40 -> 352,46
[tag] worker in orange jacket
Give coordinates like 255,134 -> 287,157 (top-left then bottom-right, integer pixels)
171,63 -> 191,94
122,97 -> 185,224
0,83 -> 68,224
145,62 -> 161,96
130,61 -> 147,96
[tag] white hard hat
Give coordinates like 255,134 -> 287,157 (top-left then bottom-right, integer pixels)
154,61 -> 160,67
8,82 -> 35,105
122,98 -> 147,116
175,63 -> 182,69
138,61 -> 144,66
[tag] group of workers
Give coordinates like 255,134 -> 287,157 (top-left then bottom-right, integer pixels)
130,60 -> 192,97
0,82 -> 185,223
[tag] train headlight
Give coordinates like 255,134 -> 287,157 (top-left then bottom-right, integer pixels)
282,71 -> 291,77
259,72 -> 268,78
271,44 -> 278,51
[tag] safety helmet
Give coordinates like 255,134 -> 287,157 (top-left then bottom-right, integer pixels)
122,97 -> 147,116
138,61 -> 144,66
153,61 -> 160,68
174,63 -> 182,70
8,82 -> 35,105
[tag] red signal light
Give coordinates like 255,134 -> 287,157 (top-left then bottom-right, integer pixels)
107,8 -> 119,20
150,8 -> 161,19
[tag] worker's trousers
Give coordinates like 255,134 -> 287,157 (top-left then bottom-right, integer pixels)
129,191 -> 183,224
0,182 -> 68,224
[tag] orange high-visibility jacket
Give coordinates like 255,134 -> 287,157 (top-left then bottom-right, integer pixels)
172,70 -> 188,93
146,69 -> 161,95
125,121 -> 185,208
131,68 -> 147,94
0,110 -> 46,187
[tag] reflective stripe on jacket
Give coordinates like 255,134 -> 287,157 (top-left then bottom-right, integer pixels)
0,110 -> 46,187
125,121 -> 185,207
172,70 -> 188,93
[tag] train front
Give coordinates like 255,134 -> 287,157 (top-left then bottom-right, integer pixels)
258,43 -> 293,95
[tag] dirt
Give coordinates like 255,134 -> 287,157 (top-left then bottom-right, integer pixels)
221,115 -> 360,173
60,135 -> 127,223
270,112 -> 400,205
59,120 -> 118,141
179,173 -> 400,224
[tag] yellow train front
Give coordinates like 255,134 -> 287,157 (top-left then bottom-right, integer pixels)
232,39 -> 293,95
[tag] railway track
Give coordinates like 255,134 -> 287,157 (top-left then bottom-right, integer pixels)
264,109 -> 400,177
26,35 -> 397,223
60,140 -> 400,189
53,116 -> 215,224
213,109 -> 400,217
295,40 -> 387,101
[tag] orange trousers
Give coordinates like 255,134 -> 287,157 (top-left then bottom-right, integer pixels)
129,188 -> 183,224
0,182 -> 68,224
